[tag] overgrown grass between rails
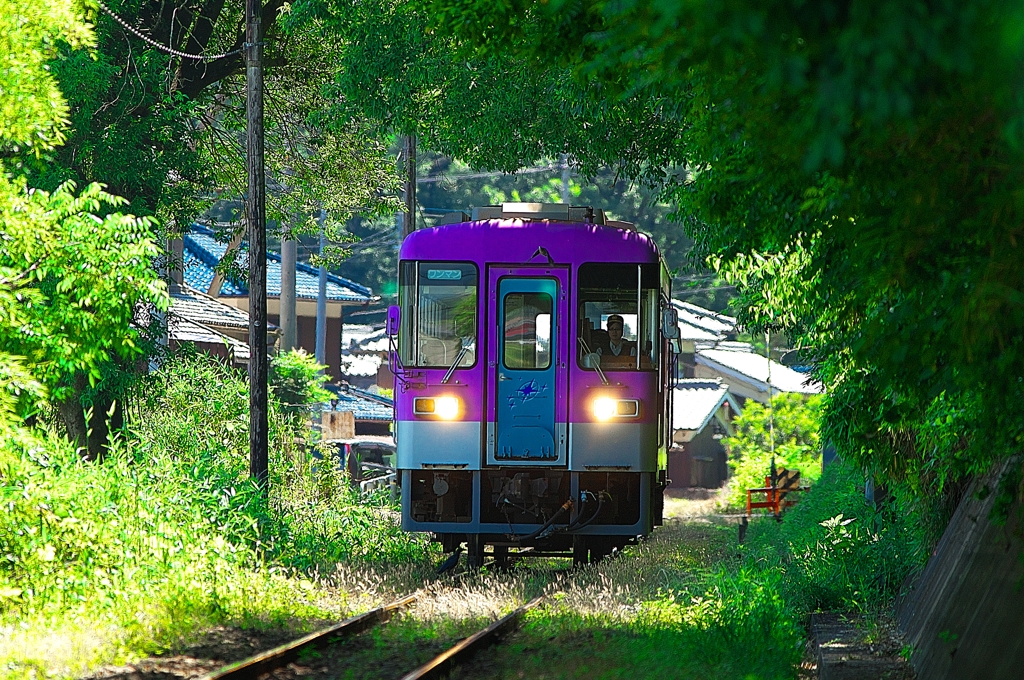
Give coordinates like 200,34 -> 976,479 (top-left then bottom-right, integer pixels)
426,524 -> 804,680
0,355 -> 436,678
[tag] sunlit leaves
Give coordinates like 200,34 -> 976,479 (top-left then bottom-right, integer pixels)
0,0 -> 94,157
725,394 -> 824,509
0,178 -> 168,404
413,0 -> 1024,490
269,350 -> 333,421
1,0 -> 165,427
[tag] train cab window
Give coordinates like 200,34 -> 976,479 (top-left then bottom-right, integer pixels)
398,262 -> 478,368
502,292 -> 553,370
577,263 -> 659,371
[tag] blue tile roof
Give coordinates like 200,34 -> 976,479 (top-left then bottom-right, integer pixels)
183,224 -> 375,303
324,384 -> 394,421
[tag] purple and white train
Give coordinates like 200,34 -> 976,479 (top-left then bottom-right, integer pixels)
386,203 -> 681,566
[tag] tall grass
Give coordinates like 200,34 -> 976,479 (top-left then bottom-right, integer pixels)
742,460 -> 927,615
0,354 -> 928,678
0,355 -> 432,677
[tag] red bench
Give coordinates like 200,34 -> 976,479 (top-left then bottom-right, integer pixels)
746,467 -> 805,517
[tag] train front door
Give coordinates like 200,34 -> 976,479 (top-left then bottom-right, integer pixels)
487,268 -> 568,466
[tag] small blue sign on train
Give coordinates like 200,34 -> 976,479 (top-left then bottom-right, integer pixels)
427,269 -> 463,280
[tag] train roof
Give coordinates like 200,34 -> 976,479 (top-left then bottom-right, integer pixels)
401,203 -> 661,264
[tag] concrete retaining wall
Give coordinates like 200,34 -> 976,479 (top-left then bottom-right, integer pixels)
897,459 -> 1024,679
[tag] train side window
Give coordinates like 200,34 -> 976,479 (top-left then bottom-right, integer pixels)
398,261 -> 478,368
502,292 -> 553,370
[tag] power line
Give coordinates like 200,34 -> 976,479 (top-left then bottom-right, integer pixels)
417,164 -> 564,184
97,1 -> 243,61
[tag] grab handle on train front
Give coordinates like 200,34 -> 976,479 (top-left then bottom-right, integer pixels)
387,305 -> 401,336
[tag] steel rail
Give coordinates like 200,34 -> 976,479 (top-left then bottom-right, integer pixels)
200,595 -> 416,680
398,595 -> 545,680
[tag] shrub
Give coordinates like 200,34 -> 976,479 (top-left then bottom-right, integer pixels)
743,460 -> 927,614
0,355 -> 432,674
269,350 -> 334,421
725,393 -> 823,509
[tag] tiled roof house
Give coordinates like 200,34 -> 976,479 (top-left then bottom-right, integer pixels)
167,285 -> 274,366
694,347 -> 821,404
669,379 -> 743,489
181,224 -> 378,379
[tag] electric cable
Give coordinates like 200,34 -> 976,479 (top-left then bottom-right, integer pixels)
562,491 -> 596,531
97,1 -> 244,61
510,499 -> 573,543
567,492 -> 606,532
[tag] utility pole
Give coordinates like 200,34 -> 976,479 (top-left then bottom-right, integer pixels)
560,153 -> 570,204
246,0 -> 269,490
403,135 -> 416,239
281,235 -> 297,351
315,211 -> 327,369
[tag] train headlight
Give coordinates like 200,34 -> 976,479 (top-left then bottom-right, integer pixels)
593,397 -> 617,421
435,396 -> 460,420
414,396 -> 460,419
593,397 -> 640,421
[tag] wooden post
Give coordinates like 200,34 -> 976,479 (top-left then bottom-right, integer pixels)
246,0 -> 269,490
403,135 -> 416,238
321,410 -> 355,440
168,237 -> 184,292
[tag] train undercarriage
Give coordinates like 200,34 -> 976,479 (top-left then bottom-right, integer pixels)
402,467 -> 666,566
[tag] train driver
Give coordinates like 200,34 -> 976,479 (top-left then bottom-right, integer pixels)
597,314 -> 636,366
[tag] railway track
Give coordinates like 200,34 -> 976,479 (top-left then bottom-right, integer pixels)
398,594 -> 544,680
200,595 -> 416,680
199,592 -> 547,680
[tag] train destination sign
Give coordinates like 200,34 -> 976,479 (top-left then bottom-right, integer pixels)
427,269 -> 463,280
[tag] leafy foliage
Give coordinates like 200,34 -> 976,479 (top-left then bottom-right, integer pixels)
269,350 -> 334,420
0,182 -> 166,397
0,355 -> 432,673
307,0 -> 1024,503
745,460 -> 927,614
0,0 -> 93,157
725,394 -> 824,509
198,17 -> 402,260
0,0 -> 167,446
291,0 -> 686,182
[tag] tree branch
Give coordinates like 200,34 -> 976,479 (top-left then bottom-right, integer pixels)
174,0 -> 289,99
0,261 -> 41,288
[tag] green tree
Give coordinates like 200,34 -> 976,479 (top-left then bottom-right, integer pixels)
26,1 -> 400,239
291,0 -> 685,180
300,0 -> 1024,500
269,350 -> 333,421
725,394 -> 823,509
0,0 -> 168,455
4,1 -> 401,451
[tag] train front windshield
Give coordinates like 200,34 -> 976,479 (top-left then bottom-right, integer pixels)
577,263 -> 660,371
398,262 -> 478,368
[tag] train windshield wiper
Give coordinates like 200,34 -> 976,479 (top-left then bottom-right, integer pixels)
441,337 -> 473,384
577,337 -> 609,385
